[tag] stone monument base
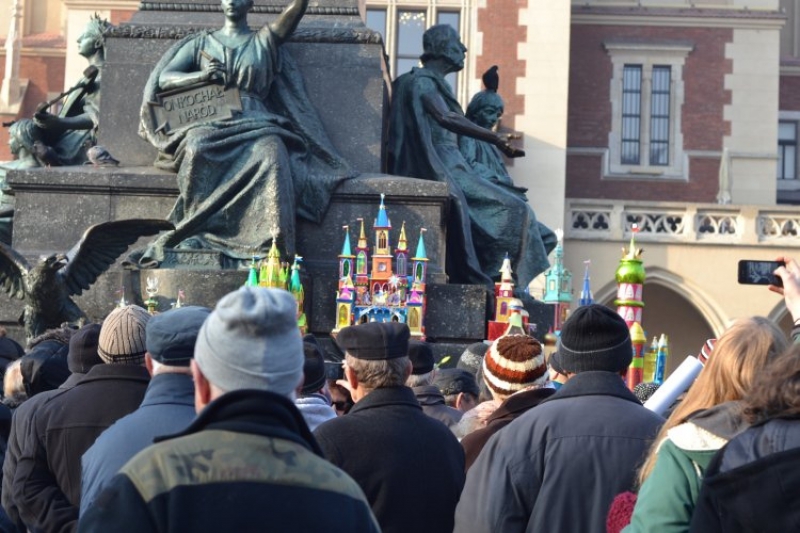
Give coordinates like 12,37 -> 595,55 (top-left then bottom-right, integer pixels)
4,167 -> 524,346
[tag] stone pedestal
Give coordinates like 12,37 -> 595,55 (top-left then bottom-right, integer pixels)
6,169 -> 492,342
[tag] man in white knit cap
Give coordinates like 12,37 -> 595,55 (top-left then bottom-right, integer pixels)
79,287 -> 378,533
14,305 -> 151,533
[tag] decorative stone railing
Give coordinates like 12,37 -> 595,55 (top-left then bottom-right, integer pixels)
565,199 -> 800,246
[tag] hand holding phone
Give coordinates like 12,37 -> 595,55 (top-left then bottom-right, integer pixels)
737,260 -> 785,287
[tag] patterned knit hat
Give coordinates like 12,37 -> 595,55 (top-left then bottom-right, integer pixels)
482,334 -> 547,399
98,305 -> 150,365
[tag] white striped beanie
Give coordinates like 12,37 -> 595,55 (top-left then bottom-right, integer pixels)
482,334 -> 547,399
98,305 -> 150,365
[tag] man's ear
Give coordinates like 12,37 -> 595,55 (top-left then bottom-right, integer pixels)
144,353 -> 154,377
403,359 -> 413,382
455,392 -> 466,410
191,360 -> 212,413
345,364 -> 359,392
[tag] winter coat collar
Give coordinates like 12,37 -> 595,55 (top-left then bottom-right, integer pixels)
59,372 -> 85,389
140,373 -> 194,408
80,363 -> 150,385
541,371 -> 641,406
487,387 -> 555,423
667,401 -> 749,452
156,389 -> 323,456
350,386 -> 421,414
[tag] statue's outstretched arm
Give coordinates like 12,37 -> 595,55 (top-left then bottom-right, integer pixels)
422,91 -> 524,158
269,0 -> 309,44
158,44 -> 225,92
33,112 -> 94,134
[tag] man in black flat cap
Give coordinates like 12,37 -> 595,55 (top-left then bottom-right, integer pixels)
314,322 -> 465,533
434,368 -> 480,413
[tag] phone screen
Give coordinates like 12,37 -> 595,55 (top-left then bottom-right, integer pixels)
737,260 -> 784,287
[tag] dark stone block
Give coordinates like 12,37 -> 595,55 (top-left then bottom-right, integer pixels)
425,284 -> 489,342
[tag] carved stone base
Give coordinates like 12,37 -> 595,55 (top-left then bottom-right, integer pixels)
160,249 -> 225,269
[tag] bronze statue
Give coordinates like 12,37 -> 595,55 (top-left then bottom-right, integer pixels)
460,67 -> 529,199
387,24 -> 556,289
4,15 -> 109,168
134,0 -> 353,268
0,219 -> 173,340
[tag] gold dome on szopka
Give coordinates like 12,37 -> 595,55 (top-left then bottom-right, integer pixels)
629,322 -> 646,345
615,225 -> 645,285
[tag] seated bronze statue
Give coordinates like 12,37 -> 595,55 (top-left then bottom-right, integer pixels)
387,24 -> 556,289
2,15 -> 108,169
133,0 -> 353,268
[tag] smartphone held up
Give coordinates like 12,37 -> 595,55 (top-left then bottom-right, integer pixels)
737,260 -> 785,288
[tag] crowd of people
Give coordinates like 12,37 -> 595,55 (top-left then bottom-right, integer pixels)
0,258 -> 796,532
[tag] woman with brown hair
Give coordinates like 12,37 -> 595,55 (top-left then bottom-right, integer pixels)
689,344 -> 800,532
621,316 -> 788,533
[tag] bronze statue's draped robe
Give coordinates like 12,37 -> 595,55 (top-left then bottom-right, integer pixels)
137,28 -> 353,266
387,67 -> 555,288
48,70 -> 101,165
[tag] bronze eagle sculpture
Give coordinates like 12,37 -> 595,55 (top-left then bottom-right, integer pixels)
0,219 -> 174,339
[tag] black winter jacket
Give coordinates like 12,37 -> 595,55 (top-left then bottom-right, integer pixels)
690,418 -> 800,533
315,386 -> 465,533
12,364 -> 149,533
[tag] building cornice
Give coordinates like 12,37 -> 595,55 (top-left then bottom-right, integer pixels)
63,0 -> 139,10
572,5 -> 785,30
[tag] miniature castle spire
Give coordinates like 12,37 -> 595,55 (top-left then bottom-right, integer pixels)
259,231 -> 284,289
376,193 -> 390,228
341,225 -> 352,256
357,217 -> 368,250
373,193 -> 391,256
579,260 -> 594,307
339,225 -> 355,281
615,223 -> 646,327
397,221 -> 408,252
499,253 -> 513,283
289,255 -> 304,296
542,229 -> 573,332
492,252 -> 517,325
245,255 -> 259,287
414,228 -> 428,260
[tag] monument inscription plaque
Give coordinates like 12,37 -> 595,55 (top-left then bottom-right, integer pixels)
147,82 -> 242,134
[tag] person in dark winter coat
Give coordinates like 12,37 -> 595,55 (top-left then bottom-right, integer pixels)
12,307 -> 151,533
461,334 -> 554,470
453,304 -> 663,533
78,287 -> 379,533
79,306 -> 211,514
0,329 -> 24,380
690,344 -> 800,533
315,322 -> 466,533
406,340 -> 463,428
1,325 -> 83,533
295,335 -> 337,432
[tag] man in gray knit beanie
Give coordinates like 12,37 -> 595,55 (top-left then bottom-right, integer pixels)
80,286 -> 379,533
193,286 -> 304,398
